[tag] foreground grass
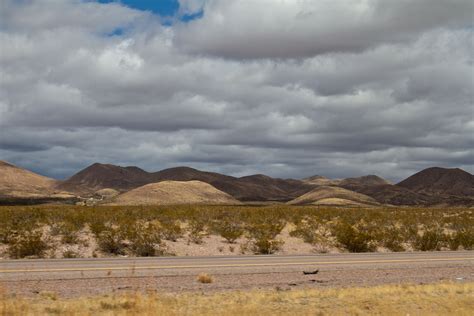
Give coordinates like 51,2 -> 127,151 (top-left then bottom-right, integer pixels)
1,282 -> 473,315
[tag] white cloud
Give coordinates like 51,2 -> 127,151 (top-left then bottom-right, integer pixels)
0,0 -> 472,181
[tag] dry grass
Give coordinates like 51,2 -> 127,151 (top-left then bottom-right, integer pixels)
1,282 -> 473,315
197,273 -> 213,284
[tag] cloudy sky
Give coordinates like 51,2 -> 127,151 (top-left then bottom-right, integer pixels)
0,0 -> 473,181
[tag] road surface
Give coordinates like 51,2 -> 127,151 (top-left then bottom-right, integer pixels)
1,251 -> 473,297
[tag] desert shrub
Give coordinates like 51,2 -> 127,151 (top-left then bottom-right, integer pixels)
160,219 -> 183,242
251,238 -> 284,254
89,220 -> 107,236
333,223 -> 375,253
290,218 -> 320,244
246,216 -> 285,254
187,219 -> 208,244
381,227 -> 405,252
127,222 -> 162,257
213,219 -> 244,243
290,216 -> 332,243
0,209 -> 41,244
55,222 -> 80,244
8,230 -> 49,258
0,226 -> 15,244
447,229 -> 474,250
399,223 -> 420,244
97,227 -> 125,255
457,229 -> 474,250
413,227 -> 445,251
1,205 -> 473,257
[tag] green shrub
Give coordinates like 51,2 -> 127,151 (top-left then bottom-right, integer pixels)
447,229 -> 474,250
8,230 -> 49,258
381,227 -> 405,252
127,222 -> 162,257
413,227 -> 445,251
97,227 -> 125,255
334,223 -> 375,253
251,238 -> 284,254
214,219 -> 244,243
188,219 -> 208,244
290,217 -> 331,244
160,220 -> 183,242
57,222 -> 80,244
246,217 -> 285,254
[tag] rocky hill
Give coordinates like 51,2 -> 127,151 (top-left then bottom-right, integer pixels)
397,167 -> 474,197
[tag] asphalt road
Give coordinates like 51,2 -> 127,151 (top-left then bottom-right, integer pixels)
1,251 -> 473,297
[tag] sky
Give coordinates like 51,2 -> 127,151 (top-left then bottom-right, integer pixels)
0,0 -> 473,181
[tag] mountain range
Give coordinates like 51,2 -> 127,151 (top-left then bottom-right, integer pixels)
0,160 -> 473,206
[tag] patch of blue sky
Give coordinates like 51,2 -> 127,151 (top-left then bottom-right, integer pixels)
96,0 -> 201,22
96,0 -> 203,36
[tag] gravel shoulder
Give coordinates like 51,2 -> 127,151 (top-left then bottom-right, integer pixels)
1,252 -> 472,298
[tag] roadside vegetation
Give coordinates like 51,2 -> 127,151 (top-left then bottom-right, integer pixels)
1,282 -> 472,315
0,205 -> 472,258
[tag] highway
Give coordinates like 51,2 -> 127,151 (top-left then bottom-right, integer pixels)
1,251 -> 473,297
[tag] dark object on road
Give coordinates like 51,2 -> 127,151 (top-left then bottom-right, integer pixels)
303,269 -> 319,275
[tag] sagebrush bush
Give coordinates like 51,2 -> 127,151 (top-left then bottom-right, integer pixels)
413,227 -> 445,251
334,223 -> 375,253
126,221 -> 162,256
160,219 -> 183,242
97,227 -> 125,255
290,217 -> 332,244
57,222 -> 80,244
8,230 -> 49,258
188,219 -> 208,244
246,216 -> 285,254
381,227 -> 405,252
213,219 -> 244,243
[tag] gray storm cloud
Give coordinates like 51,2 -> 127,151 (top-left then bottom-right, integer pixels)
0,0 -> 472,181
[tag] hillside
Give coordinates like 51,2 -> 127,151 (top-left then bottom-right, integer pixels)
287,186 -> 379,206
108,180 -> 241,205
302,175 -> 341,186
57,163 -> 154,193
59,163 -> 315,201
339,175 -> 391,187
341,184 -> 438,206
397,167 -> 474,197
0,161 -> 75,204
0,160 -> 57,198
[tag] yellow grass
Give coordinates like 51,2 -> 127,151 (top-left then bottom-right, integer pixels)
1,282 -> 473,315
197,273 -> 213,284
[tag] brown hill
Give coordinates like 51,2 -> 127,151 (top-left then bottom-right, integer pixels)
341,183 -> 438,206
57,163 -> 153,193
0,160 -> 57,198
397,167 -> 474,197
287,186 -> 379,206
339,175 -> 391,187
302,175 -> 341,186
0,161 -> 75,204
59,164 -> 315,201
109,181 -> 240,205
